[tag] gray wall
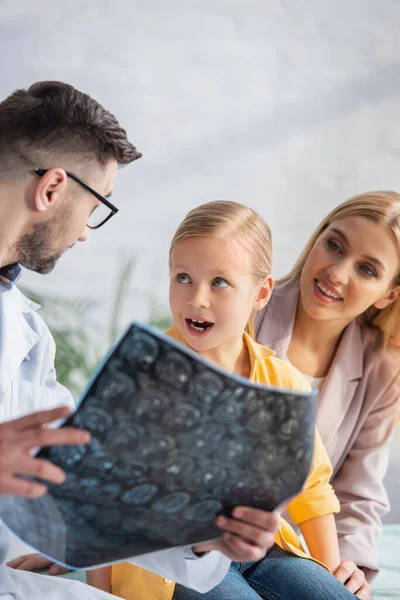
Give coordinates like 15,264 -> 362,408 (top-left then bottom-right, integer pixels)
1,0 -> 400,516
2,0 -> 400,321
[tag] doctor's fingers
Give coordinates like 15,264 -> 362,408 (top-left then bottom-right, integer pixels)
0,451 -> 66,483
0,406 -> 73,434
0,471 -> 48,497
8,553 -> 54,571
21,425 -> 91,450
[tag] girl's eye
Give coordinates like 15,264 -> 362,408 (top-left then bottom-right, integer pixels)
359,264 -> 377,278
327,239 -> 341,253
212,277 -> 229,288
176,273 -> 191,284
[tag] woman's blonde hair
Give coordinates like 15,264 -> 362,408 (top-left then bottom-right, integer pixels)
169,200 -> 273,338
279,191 -> 400,346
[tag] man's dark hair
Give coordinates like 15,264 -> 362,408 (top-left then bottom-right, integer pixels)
0,80 -> 141,178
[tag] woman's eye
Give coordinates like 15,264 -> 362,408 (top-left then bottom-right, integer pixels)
359,264 -> 377,278
176,273 -> 190,284
212,277 -> 229,288
327,239 -> 341,253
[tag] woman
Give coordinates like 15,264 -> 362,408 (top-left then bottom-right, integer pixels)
254,191 -> 400,598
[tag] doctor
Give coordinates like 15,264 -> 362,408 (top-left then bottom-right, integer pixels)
0,81 -> 279,599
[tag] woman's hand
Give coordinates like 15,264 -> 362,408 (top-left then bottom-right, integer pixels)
334,560 -> 370,599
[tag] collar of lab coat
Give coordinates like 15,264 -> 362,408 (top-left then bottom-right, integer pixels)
0,280 -> 41,380
0,263 -> 22,286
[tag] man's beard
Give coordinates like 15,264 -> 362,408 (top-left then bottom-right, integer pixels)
14,219 -> 66,274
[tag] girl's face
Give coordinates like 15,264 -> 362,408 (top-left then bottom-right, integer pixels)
169,235 -> 272,355
300,215 -> 400,326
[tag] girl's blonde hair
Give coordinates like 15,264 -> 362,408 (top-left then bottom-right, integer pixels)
279,191 -> 400,346
169,200 -> 273,338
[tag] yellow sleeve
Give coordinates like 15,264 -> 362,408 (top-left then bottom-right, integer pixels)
288,427 -> 340,525
112,562 -> 174,600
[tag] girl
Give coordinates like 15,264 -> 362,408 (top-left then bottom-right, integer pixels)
255,191 -> 400,599
104,201 -> 359,600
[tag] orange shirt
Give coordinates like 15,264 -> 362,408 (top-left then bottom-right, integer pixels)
112,326 -> 340,600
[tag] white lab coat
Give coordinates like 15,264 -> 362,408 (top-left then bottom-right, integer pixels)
0,281 -> 230,599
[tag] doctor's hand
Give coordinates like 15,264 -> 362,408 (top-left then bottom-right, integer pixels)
0,406 -> 91,498
7,553 -> 69,575
193,506 -> 280,562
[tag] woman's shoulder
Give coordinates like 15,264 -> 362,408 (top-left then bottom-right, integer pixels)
254,282 -> 299,344
358,325 -> 400,398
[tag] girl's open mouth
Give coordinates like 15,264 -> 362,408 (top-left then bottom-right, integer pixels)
185,318 -> 215,336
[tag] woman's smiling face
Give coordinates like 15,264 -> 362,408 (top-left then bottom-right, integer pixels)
299,215 -> 400,326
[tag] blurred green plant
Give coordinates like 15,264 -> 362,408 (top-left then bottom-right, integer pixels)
108,255 -> 137,346
20,287 -> 102,398
147,304 -> 173,332
20,254 -> 172,399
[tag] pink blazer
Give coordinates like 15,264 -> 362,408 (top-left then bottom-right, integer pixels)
255,283 -> 400,579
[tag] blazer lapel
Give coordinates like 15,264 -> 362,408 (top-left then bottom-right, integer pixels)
316,320 -> 363,452
256,283 -> 363,455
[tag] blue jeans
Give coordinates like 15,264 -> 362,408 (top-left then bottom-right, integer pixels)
173,545 -> 357,599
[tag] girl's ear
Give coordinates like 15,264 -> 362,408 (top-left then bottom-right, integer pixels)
254,275 -> 274,311
374,285 -> 400,310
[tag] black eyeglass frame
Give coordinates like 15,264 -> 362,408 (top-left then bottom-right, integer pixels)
34,168 -> 118,229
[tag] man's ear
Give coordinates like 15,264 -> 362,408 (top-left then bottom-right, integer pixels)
374,285 -> 400,310
33,168 -> 68,213
253,275 -> 274,311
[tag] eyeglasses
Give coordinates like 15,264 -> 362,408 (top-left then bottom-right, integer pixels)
34,168 -> 119,229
